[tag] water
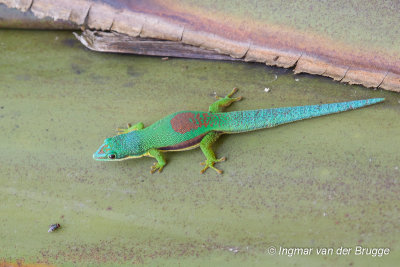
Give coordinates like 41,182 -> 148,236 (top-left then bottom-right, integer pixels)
0,30 -> 399,266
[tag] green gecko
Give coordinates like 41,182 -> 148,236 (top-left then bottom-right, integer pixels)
93,88 -> 384,174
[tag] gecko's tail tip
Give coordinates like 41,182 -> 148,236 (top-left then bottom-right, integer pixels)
368,97 -> 385,104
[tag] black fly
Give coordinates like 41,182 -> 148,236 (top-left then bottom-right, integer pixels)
48,223 -> 61,233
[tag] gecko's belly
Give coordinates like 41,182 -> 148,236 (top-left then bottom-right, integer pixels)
158,133 -> 206,151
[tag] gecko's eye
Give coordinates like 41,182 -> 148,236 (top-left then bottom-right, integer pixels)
108,154 -> 116,159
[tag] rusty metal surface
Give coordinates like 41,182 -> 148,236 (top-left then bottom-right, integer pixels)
101,0 -> 400,67
0,3 -> 78,29
75,30 -> 240,61
1,0 -> 400,91
112,0 -> 400,90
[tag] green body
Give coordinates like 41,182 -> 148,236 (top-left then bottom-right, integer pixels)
93,89 -> 384,173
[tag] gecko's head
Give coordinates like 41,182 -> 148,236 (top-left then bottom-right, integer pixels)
93,134 -> 144,161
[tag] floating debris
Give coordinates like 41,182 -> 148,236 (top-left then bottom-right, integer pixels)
228,247 -> 240,254
48,223 -> 61,233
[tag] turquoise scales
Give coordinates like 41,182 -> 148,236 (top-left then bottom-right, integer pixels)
93,88 -> 384,174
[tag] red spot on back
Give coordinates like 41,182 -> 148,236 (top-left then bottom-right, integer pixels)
171,112 -> 216,134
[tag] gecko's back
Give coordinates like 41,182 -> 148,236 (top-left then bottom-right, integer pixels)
141,111 -> 224,151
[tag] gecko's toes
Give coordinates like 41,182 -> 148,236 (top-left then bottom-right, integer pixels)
200,159 -> 225,174
150,162 -> 165,174
229,87 -> 239,95
217,169 -> 223,174
211,166 -> 223,174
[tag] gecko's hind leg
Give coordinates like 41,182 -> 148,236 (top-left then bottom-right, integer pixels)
199,132 -> 225,174
209,88 -> 242,113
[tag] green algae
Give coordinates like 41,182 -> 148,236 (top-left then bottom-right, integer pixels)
0,30 -> 399,266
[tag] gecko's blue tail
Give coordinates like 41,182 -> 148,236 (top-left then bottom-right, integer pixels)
220,98 -> 384,133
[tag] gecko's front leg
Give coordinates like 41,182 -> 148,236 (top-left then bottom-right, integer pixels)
117,122 -> 144,135
147,148 -> 166,174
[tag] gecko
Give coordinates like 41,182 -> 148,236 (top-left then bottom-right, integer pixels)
93,88 -> 384,174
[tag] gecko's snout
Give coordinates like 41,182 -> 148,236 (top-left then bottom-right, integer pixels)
93,143 -> 111,160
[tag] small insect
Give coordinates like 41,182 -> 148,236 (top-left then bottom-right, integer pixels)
48,223 -> 61,233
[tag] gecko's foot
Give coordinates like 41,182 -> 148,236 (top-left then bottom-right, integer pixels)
150,162 -> 165,174
116,122 -> 144,135
209,88 -> 242,113
200,157 -> 226,174
227,88 -> 242,102
215,88 -> 242,101
116,123 -> 132,135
